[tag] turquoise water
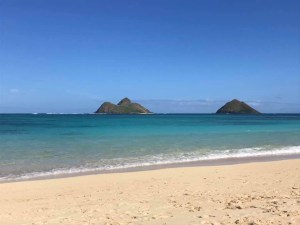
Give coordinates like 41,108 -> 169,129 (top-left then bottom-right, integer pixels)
0,113 -> 300,181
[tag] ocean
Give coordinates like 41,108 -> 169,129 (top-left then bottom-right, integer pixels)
0,113 -> 300,182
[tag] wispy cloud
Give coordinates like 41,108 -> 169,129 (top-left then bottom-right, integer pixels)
138,99 -> 223,106
247,101 -> 263,107
9,88 -> 19,93
136,99 -> 224,113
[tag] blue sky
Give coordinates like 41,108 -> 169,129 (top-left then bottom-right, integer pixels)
0,0 -> 300,113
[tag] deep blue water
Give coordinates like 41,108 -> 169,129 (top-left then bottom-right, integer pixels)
0,113 -> 300,181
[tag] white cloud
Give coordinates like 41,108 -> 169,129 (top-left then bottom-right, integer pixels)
136,99 -> 224,113
9,88 -> 19,93
248,101 -> 262,107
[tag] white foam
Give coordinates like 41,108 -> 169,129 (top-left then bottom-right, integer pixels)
1,146 -> 300,182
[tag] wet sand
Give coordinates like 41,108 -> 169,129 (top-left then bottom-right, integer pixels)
0,159 -> 299,225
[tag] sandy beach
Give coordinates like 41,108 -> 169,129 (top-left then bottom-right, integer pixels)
0,159 -> 299,225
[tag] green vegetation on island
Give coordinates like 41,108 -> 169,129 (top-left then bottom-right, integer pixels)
216,99 -> 260,114
95,97 -> 151,114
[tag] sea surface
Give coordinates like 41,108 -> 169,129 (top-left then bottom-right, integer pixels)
0,113 -> 300,182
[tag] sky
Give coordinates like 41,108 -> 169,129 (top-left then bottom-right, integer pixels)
0,0 -> 300,113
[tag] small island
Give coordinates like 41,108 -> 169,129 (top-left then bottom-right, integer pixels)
216,99 -> 260,114
95,97 -> 151,114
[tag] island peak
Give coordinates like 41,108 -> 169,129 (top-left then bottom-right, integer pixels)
117,97 -> 132,106
95,98 -> 151,114
216,99 -> 260,114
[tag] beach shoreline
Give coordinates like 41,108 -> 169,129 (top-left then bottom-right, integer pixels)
1,152 -> 300,183
1,159 -> 299,225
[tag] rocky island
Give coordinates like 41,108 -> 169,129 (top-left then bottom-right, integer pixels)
216,99 -> 260,114
95,97 -> 151,114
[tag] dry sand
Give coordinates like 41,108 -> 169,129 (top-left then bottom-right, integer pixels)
0,159 -> 300,225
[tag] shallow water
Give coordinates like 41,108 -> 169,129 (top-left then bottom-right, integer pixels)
0,113 -> 300,181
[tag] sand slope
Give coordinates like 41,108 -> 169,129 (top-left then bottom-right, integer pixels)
0,159 -> 300,225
